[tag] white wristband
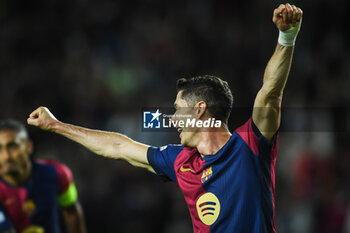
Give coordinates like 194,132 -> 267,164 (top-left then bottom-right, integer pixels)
278,19 -> 302,47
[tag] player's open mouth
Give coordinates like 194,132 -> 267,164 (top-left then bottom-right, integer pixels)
5,162 -> 15,169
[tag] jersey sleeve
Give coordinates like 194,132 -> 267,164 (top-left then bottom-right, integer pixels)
38,159 -> 78,207
147,145 -> 184,182
236,117 -> 278,160
54,162 -> 78,207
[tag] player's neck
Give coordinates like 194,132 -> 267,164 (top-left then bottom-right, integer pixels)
196,127 -> 231,157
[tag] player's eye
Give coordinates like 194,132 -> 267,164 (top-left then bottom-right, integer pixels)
7,142 -> 19,150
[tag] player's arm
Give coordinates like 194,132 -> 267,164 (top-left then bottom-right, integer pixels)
52,161 -> 86,233
253,3 -> 303,140
27,107 -> 155,173
0,206 -> 15,233
62,202 -> 86,233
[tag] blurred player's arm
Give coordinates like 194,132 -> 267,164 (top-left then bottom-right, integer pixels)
0,206 -> 15,233
253,3 -> 302,140
27,107 -> 154,173
62,202 -> 86,233
56,163 -> 86,233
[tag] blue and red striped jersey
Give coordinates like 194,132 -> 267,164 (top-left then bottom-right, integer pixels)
0,159 -> 75,233
147,118 -> 278,233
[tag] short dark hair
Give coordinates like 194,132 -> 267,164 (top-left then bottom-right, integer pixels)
176,75 -> 234,124
0,119 -> 28,137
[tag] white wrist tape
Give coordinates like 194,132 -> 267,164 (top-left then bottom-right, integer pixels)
278,19 -> 302,47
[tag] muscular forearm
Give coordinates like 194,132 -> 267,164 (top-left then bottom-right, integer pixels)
27,107 -> 152,170
252,3 -> 302,140
260,3 -> 302,99
50,121 -> 132,159
262,43 -> 294,99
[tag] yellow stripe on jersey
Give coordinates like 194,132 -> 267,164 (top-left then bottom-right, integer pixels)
22,225 -> 44,233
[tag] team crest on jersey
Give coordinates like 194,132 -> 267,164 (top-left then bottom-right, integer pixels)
23,199 -> 36,216
201,166 -> 213,183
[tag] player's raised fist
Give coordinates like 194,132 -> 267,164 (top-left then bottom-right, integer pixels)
273,3 -> 303,31
27,107 -> 58,131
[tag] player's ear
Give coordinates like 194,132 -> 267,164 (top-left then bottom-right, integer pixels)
195,101 -> 207,119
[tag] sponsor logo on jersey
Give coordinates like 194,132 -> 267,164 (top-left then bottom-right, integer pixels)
201,166 -> 213,183
196,192 -> 220,225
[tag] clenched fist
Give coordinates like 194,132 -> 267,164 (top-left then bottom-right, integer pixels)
27,107 -> 59,131
273,3 -> 303,31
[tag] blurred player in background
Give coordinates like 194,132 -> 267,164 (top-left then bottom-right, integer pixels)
27,3 -> 302,233
0,119 -> 86,233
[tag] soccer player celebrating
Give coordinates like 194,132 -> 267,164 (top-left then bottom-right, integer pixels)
27,3 -> 302,233
0,120 -> 86,233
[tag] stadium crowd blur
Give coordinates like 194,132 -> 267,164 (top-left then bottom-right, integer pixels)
1,0 -> 349,232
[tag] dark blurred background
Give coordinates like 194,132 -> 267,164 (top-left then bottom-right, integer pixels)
1,0 -> 349,232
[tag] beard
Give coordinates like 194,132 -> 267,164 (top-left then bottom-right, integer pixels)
6,169 -> 20,178
0,161 -> 21,178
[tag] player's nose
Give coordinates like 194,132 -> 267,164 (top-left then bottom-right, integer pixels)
0,148 -> 11,160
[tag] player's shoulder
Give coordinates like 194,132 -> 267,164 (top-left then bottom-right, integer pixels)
148,144 -> 185,166
159,144 -> 184,152
35,158 -> 73,186
36,158 -> 71,170
161,144 -> 186,157
35,159 -> 72,177
234,118 -> 253,133
149,144 -> 184,154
